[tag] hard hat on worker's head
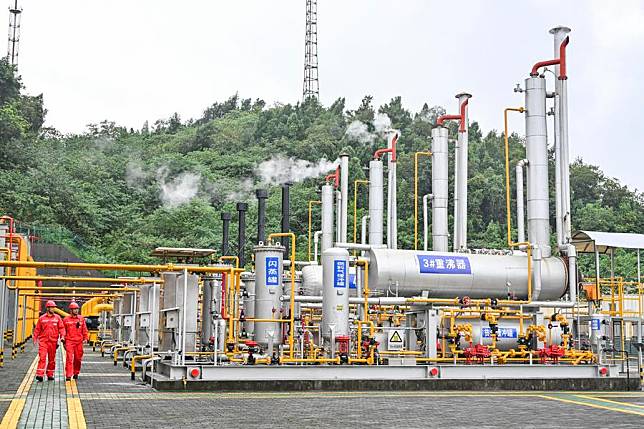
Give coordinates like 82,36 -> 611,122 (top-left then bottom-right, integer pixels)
69,302 -> 80,310
45,300 -> 57,308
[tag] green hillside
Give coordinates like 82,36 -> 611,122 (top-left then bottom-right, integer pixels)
1,59 -> 642,278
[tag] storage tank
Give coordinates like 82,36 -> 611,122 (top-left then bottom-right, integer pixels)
368,249 -> 567,300
322,247 -> 350,340
253,244 -> 284,347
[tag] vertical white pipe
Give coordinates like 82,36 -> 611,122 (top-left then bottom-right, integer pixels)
550,26 -> 572,245
321,184 -> 334,253
431,127 -> 449,252
361,216 -> 369,245
368,160 -> 384,246
455,93 -> 471,251
335,190 -> 342,244
386,158 -> 392,249
423,194 -> 430,251
340,154 -> 349,243
314,230 -> 322,263
516,160 -> 527,244
553,93 -> 563,247
389,133 -> 398,249
524,76 -> 551,258
181,269 -> 188,366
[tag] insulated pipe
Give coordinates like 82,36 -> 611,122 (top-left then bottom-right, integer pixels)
313,231 -> 322,262
335,191 -> 342,244
516,160 -> 528,244
255,189 -> 268,244
431,127 -> 449,252
368,160 -> 384,246
339,154 -> 349,244
553,92 -> 563,247
524,76 -> 551,258
387,132 -> 399,249
236,203 -> 248,267
423,194 -> 430,251
321,184 -> 334,253
361,216 -> 369,245
221,213 -> 231,256
455,94 -> 471,251
280,183 -> 292,254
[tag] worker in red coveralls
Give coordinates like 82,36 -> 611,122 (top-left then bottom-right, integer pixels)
63,301 -> 88,381
32,300 -> 66,382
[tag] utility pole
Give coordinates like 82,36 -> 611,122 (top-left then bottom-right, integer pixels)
302,0 -> 319,101
7,0 -> 22,68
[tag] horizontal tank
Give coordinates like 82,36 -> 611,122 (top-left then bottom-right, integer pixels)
368,249 -> 567,300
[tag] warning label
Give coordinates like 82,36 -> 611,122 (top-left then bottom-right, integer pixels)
388,329 -> 404,351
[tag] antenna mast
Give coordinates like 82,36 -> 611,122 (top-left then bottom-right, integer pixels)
302,0 -> 319,101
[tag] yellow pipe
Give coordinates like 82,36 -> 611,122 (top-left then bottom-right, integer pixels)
0,275 -> 161,284
353,180 -> 369,254
280,357 -> 340,364
7,285 -> 139,292
94,304 -> 114,313
0,260 -> 237,274
219,256 -> 239,268
414,151 -> 432,250
308,200 -> 321,262
113,346 -> 134,365
267,232 -> 297,359
17,293 -> 122,298
130,354 -> 153,380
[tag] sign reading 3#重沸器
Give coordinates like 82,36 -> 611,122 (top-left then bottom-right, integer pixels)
417,255 -> 471,275
481,327 -> 517,339
334,260 -> 347,288
266,257 -> 279,287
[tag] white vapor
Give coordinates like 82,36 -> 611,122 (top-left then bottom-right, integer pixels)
157,166 -> 202,208
255,155 -> 339,186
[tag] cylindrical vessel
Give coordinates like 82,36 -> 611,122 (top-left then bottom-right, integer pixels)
253,244 -> 284,347
241,272 -> 255,336
368,248 -> 567,300
237,202 -> 248,266
322,248 -> 350,340
524,77 -> 551,258
221,213 -> 231,256
340,154 -> 349,243
200,279 -> 214,345
301,264 -> 323,296
255,189 -> 268,244
368,160 -> 384,246
321,184 -> 334,253
431,127 -> 449,252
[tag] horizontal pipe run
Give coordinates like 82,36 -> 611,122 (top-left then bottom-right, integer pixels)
0,260 -> 241,274
333,242 -> 387,251
0,275 -> 162,284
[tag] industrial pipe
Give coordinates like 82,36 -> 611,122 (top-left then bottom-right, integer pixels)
307,200 -> 321,262
422,194 -> 431,251
368,160 -> 384,246
431,126 -> 449,252
0,260 -> 239,274
414,151 -> 432,250
255,189 -> 268,244
454,94 -> 471,251
280,183 -> 292,254
335,190 -> 342,244
236,202 -> 248,267
321,184 -> 334,253
0,275 -> 159,284
353,180 -> 369,247
516,159 -> 527,244
340,154 -> 349,244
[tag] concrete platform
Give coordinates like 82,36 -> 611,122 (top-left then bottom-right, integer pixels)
1,344 -> 643,428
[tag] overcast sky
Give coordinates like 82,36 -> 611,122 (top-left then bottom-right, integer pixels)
8,0 -> 644,191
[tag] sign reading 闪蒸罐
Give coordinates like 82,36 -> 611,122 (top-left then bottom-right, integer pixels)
417,255 -> 471,275
266,256 -> 279,287
334,260 -> 347,288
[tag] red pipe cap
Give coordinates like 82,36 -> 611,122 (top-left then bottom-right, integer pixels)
190,368 -> 200,378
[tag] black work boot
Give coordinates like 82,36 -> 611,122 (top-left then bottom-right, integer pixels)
73,374 -> 79,380
65,377 -> 71,382
47,376 -> 54,381
35,376 -> 43,382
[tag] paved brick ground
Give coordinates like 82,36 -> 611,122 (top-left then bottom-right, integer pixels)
3,345 -> 644,428
0,340 -> 39,418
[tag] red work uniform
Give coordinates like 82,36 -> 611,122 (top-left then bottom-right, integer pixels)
33,313 -> 66,378
63,315 -> 88,378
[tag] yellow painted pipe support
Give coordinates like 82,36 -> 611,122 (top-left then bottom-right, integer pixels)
130,354 -> 153,380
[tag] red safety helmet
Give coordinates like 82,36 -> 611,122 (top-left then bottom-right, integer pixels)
45,300 -> 57,308
69,302 -> 80,310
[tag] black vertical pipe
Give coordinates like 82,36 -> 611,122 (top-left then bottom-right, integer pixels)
221,212 -> 231,256
236,202 -> 248,267
281,182 -> 292,254
255,189 -> 268,244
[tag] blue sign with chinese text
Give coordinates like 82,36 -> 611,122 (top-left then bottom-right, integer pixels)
334,260 -> 347,288
265,257 -> 279,287
482,327 -> 517,339
349,273 -> 356,289
590,319 -> 601,330
417,255 -> 471,275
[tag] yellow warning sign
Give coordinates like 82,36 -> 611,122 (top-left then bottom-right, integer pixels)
388,329 -> 404,351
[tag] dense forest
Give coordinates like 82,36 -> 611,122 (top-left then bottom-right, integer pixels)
1,58 -> 642,279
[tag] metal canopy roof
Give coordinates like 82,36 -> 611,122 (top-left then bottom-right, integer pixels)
571,230 -> 644,254
150,247 -> 216,258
